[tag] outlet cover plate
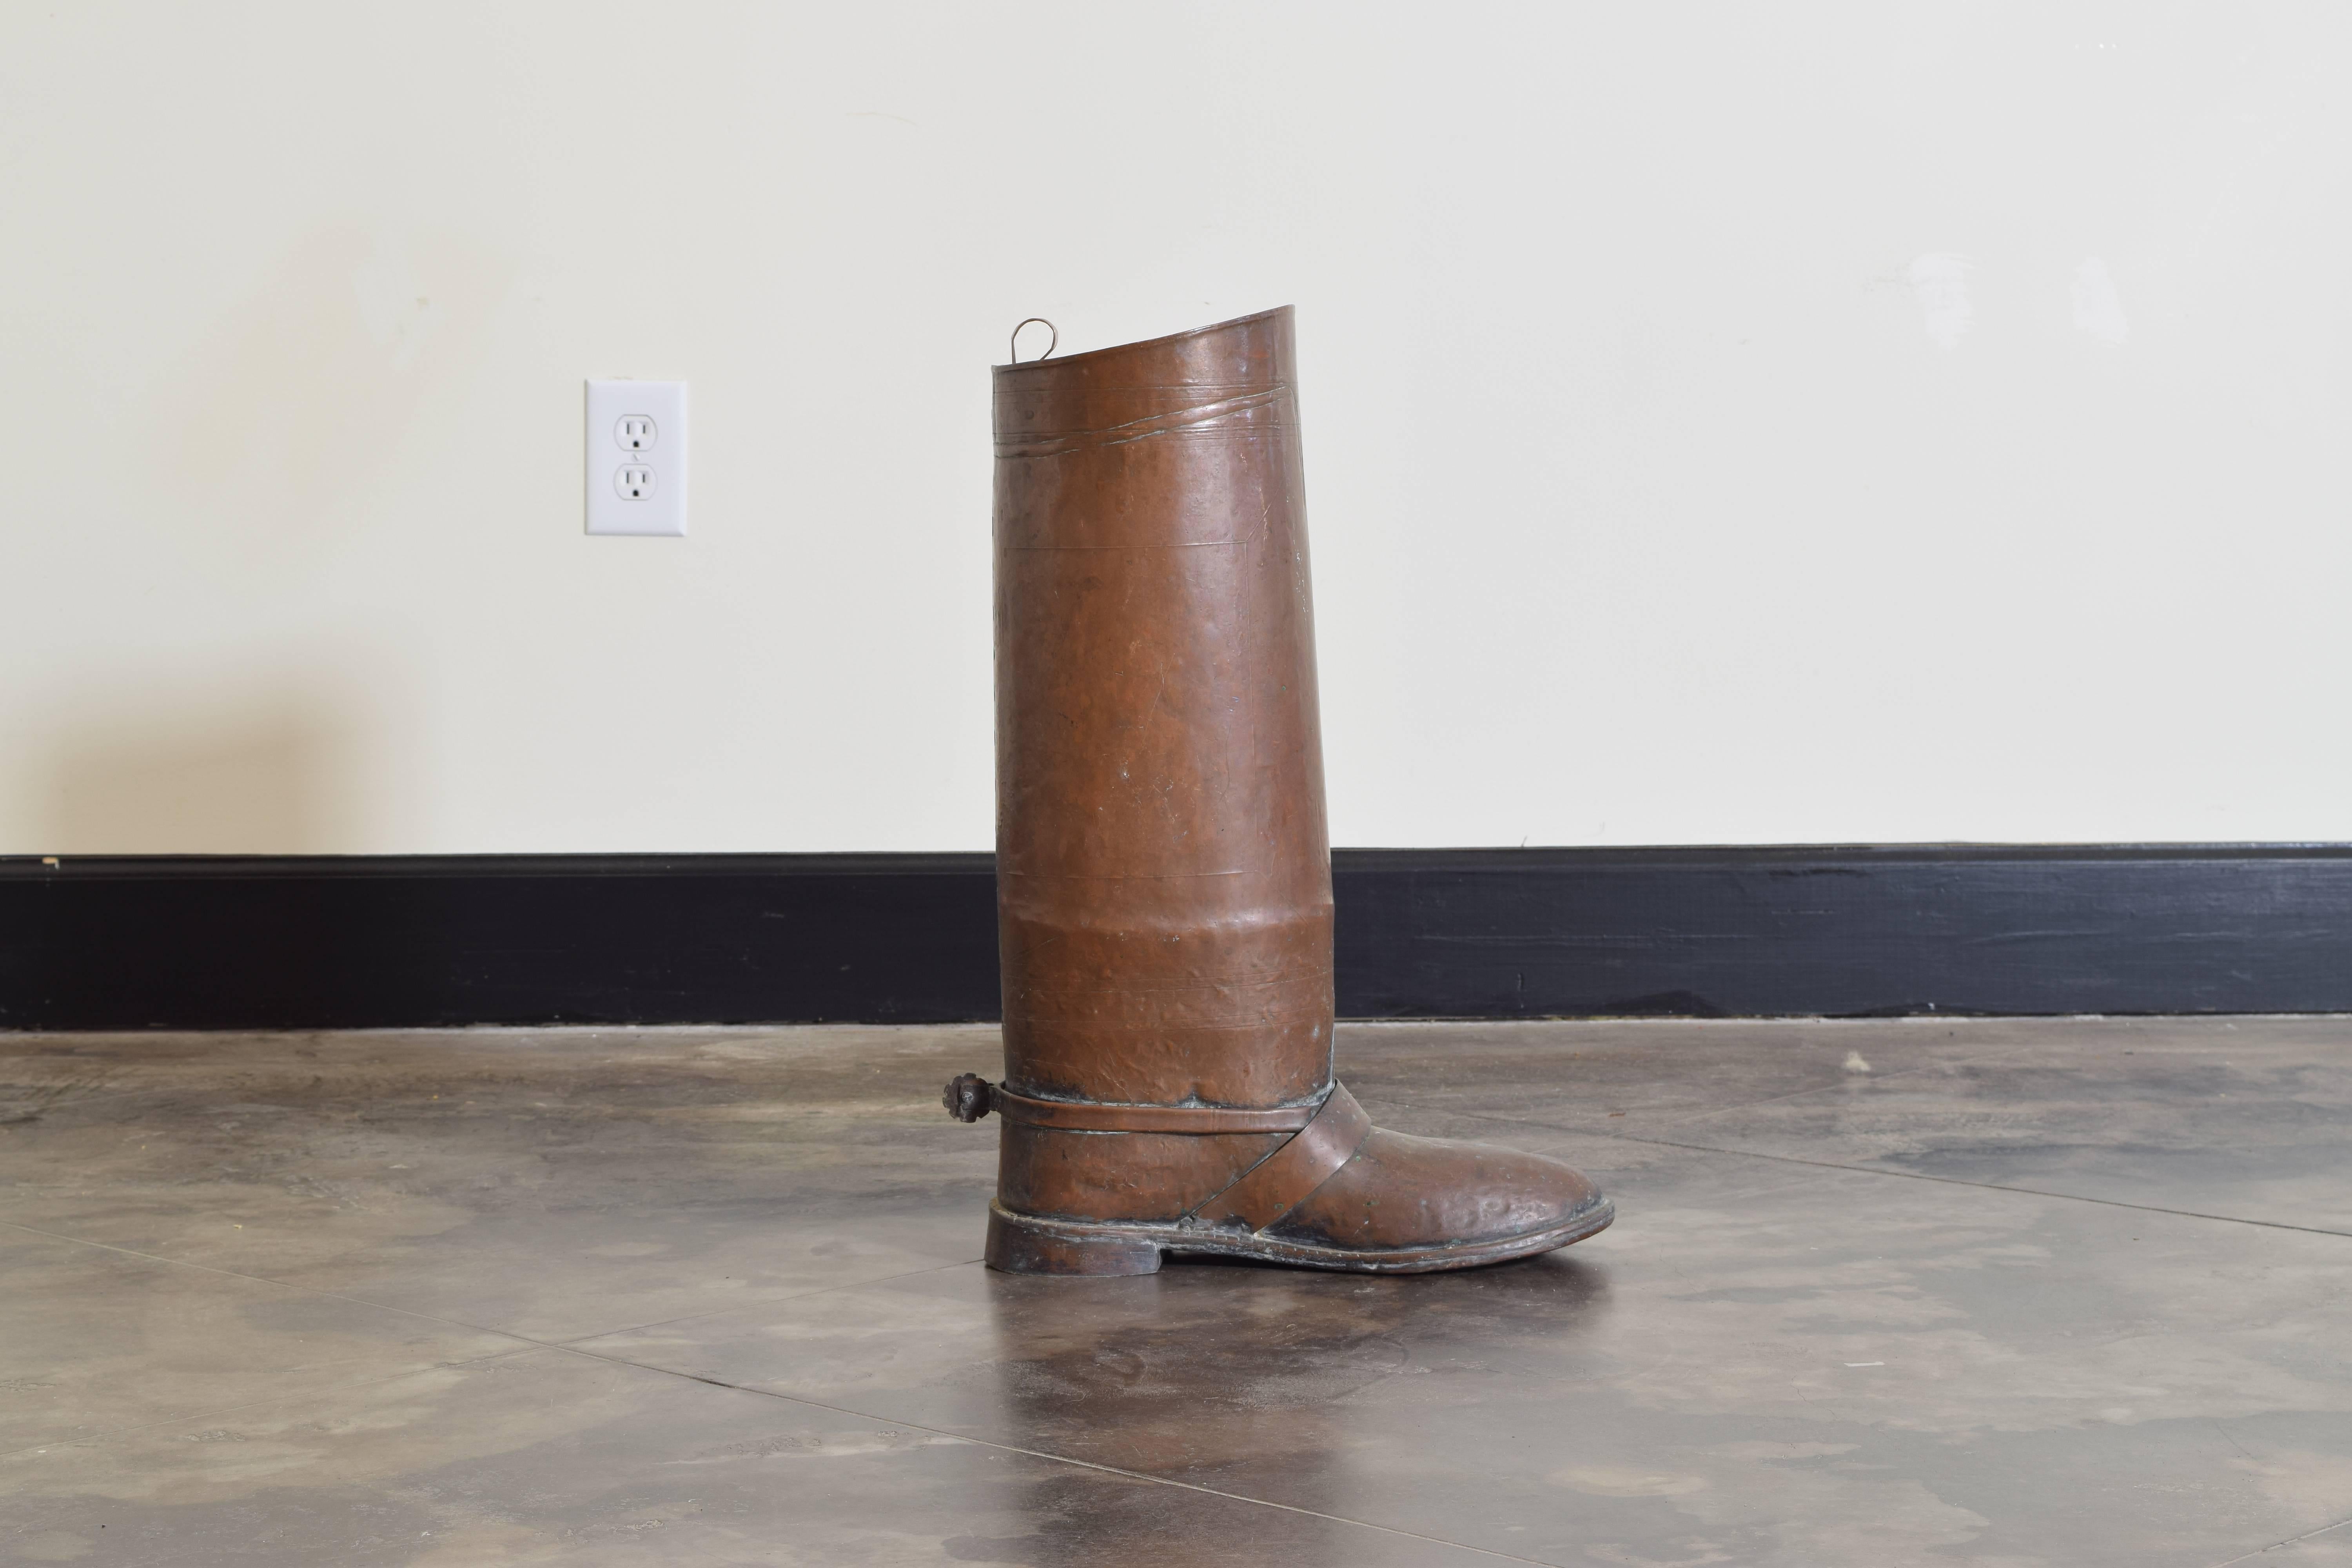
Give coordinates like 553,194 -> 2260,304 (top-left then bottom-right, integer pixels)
585,380 -> 686,536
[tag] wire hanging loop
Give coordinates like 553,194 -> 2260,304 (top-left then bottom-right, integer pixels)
1009,318 -> 1058,365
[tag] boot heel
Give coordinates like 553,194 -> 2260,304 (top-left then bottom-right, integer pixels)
985,1209 -> 1163,1276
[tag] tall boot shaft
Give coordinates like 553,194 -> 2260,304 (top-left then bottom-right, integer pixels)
992,307 -> 1332,1110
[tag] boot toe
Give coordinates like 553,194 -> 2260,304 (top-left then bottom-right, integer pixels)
1262,1127 -> 1606,1254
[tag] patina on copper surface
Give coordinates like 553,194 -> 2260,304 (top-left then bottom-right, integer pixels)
958,306 -> 1611,1274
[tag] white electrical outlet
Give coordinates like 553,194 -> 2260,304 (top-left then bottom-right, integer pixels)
585,380 -> 686,535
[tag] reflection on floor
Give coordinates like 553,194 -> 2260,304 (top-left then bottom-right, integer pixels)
3,1017 -> 2350,1566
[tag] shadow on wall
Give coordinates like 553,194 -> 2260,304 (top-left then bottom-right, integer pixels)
37,694 -> 367,855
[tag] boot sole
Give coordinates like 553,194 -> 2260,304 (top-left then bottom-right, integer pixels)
984,1194 -> 1613,1276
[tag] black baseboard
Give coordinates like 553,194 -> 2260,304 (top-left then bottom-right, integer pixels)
2,846 -> 2347,1030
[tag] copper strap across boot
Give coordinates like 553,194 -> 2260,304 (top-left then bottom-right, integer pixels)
953,305 -> 1611,1276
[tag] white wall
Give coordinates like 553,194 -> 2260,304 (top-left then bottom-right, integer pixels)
4,3 -> 2347,854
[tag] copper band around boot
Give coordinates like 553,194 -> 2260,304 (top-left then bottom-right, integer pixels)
993,1084 -> 1322,1135
1186,1082 -> 1373,1232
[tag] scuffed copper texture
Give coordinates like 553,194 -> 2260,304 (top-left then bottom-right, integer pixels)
993,307 -> 1331,1112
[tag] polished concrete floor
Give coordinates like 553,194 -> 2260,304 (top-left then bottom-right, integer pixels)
2,1017 -> 2349,1566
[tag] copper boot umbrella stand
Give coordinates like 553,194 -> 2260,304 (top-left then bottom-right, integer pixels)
945,306 -> 1611,1275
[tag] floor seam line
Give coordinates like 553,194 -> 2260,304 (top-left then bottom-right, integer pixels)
549,1256 -> 986,1346
1435,1113 -> 2352,1240
2208,1511 -> 2352,1566
533,1338 -> 1561,1566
